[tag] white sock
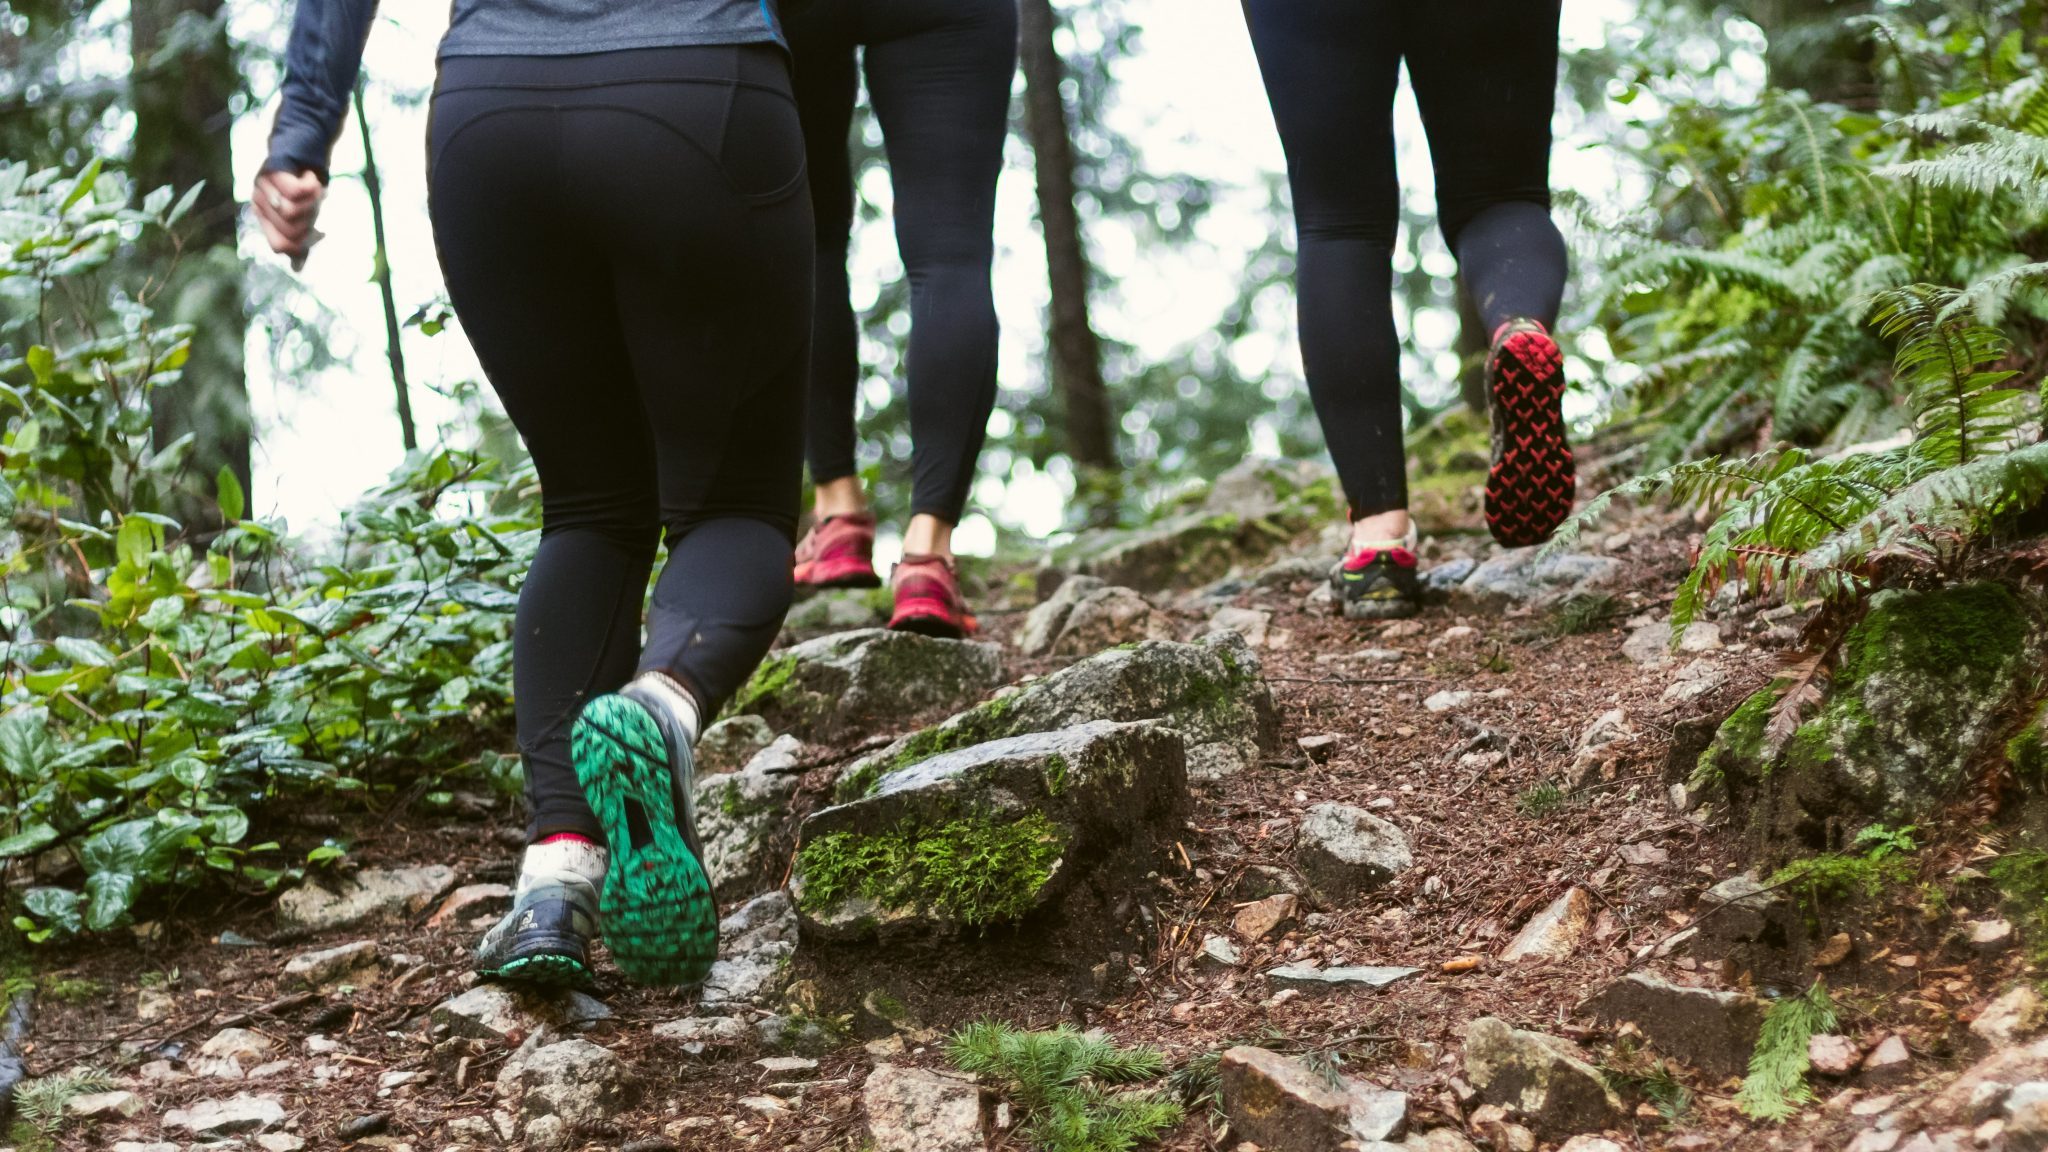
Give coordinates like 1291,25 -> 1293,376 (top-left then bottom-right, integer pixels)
518,836 -> 607,897
631,671 -> 701,743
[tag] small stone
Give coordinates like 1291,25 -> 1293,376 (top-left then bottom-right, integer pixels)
1298,734 -> 1342,763
1016,575 -> 1107,656
277,865 -> 455,931
1810,1035 -> 1862,1077
1218,1045 -> 1408,1150
1209,606 -> 1273,649
282,939 -> 379,989
651,1015 -> 752,1056
1236,865 -> 1305,901
337,1112 -> 392,1139
432,983 -> 610,1043
426,884 -> 513,929
1055,587 -> 1171,656
1558,1139 -> 1629,1152
756,1055 -> 819,1074
702,891 -> 799,1007
1501,889 -> 1591,964
863,1063 -> 985,1152
1972,919 -> 2015,954
1814,931 -> 1855,968
1295,802 -> 1411,902
162,1093 -> 287,1135
1462,1017 -> 1624,1139
497,1038 -> 636,1128
1862,1035 -> 1912,1081
66,1089 -> 144,1118
866,1035 -> 908,1058
256,1135 -> 306,1152
1660,659 -> 1728,704
1676,622 -> 1724,653
1974,986 -> 2048,1045
741,1094 -> 792,1115
1621,622 -> 1673,668
1423,691 -> 1473,713
2007,1082 -> 2048,1150
697,714 -> 778,776
1266,965 -> 1421,995
1235,894 -> 1300,941
1200,934 -> 1244,969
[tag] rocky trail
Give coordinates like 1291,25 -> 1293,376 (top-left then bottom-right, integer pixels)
20,462 -> 2048,1152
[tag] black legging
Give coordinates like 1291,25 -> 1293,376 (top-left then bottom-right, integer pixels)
428,46 -> 812,842
787,0 -> 1015,525
1244,0 -> 1569,520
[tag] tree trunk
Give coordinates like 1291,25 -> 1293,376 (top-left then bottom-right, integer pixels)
1018,0 -> 1117,476
355,79 -> 418,453
131,0 -> 250,532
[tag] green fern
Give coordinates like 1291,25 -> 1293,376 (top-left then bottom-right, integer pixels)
949,1022 -> 1182,1152
1735,982 -> 1839,1122
1552,278 -> 2046,638
13,1067 -> 113,1134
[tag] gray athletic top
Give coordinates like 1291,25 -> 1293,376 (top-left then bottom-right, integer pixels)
441,0 -> 784,57
266,0 -> 785,177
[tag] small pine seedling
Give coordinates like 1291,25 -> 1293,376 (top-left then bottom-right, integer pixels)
949,1021 -> 1184,1152
1517,782 -> 1567,818
1735,980 -> 1838,1121
13,1066 -> 114,1135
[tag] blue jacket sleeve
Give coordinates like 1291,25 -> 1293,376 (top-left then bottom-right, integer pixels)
263,0 -> 380,180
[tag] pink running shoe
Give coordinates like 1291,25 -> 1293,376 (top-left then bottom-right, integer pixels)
793,513 -> 881,589
888,554 -> 978,639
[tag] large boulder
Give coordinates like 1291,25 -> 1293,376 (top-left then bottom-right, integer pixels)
727,629 -> 1005,743
792,720 -> 1189,940
1463,1017 -> 1624,1139
838,632 -> 1275,798
1695,582 -> 2044,843
693,735 -> 806,900
1052,459 -> 1341,593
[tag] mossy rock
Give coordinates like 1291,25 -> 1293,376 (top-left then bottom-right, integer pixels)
692,735 -> 805,901
1052,459 -> 1340,593
1696,581 -> 2044,850
836,631 -> 1277,802
727,629 -> 1005,743
790,720 -> 1190,941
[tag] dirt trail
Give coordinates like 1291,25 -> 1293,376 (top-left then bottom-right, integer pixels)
25,514 -> 1968,1152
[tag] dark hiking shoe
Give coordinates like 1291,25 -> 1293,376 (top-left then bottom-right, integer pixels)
1332,535 -> 1422,620
569,685 -> 717,988
474,877 -> 600,990
1484,318 -> 1576,548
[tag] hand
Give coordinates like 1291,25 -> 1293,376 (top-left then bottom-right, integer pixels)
252,168 -> 326,266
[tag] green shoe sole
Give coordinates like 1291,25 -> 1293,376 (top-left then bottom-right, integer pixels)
479,952 -> 596,991
572,695 -> 719,988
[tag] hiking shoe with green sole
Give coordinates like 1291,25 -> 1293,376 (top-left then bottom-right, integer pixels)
474,876 -> 600,990
570,685 -> 718,988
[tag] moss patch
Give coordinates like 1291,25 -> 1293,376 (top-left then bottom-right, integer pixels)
1695,688 -> 1775,792
730,653 -> 799,717
2010,705 -> 2048,785
1836,582 -> 2028,692
797,811 -> 1066,927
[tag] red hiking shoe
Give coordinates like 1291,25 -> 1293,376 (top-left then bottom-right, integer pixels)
793,513 -> 881,590
1484,319 -> 1577,548
888,554 -> 978,639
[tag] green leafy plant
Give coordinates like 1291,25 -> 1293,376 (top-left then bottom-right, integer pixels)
1516,782 -> 1567,818
1558,282 -> 2044,637
1736,980 -> 1839,1121
948,1022 -> 1183,1152
0,159 -> 536,938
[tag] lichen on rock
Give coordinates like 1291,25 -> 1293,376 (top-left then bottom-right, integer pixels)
836,632 -> 1276,802
1693,582 -> 2044,846
726,629 -> 1005,744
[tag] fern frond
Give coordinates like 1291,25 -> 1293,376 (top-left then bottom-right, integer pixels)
1944,261 -> 2048,325
1802,440 -> 2048,572
1874,285 -> 2026,465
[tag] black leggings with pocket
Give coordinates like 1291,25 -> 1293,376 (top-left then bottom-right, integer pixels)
428,45 -> 812,842
1244,0 -> 1569,520
788,0 -> 1016,525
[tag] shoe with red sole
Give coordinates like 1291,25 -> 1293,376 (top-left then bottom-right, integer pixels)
888,554 -> 978,639
793,513 -> 881,589
1484,319 -> 1576,548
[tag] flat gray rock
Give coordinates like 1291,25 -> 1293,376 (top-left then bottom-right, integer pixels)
1295,802 -> 1412,903
1267,965 -> 1421,994
277,865 -> 454,931
693,735 -> 807,900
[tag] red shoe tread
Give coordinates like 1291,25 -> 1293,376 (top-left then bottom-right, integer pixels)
1485,331 -> 1576,548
